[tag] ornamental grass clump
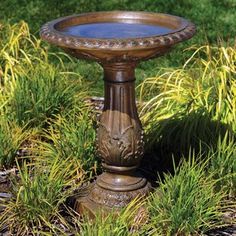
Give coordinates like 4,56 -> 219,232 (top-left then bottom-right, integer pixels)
0,117 -> 27,168
207,133 -> 236,197
0,157 -> 84,235
147,157 -> 226,236
41,108 -> 98,175
0,21 -> 85,130
7,65 -> 83,128
139,45 -> 236,156
0,21 -> 48,82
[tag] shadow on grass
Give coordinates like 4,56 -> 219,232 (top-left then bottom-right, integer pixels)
140,111 -> 235,186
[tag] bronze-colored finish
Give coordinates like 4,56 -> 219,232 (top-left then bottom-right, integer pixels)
40,11 -> 196,215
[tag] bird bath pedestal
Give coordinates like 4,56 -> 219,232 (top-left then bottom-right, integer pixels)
40,11 -> 195,216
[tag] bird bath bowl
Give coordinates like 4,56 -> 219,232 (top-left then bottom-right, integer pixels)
40,11 -> 196,216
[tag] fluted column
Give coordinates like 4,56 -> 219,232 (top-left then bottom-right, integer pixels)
75,62 -> 150,212
84,62 -> 150,208
97,63 -> 144,172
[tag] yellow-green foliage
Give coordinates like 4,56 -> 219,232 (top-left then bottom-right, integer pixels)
0,21 -> 97,125
7,65 -> 83,128
0,117 -> 27,168
139,45 -> 236,149
0,21 -> 47,81
40,108 -> 98,175
0,157 -> 85,235
0,22 -> 87,166
147,157 -> 227,236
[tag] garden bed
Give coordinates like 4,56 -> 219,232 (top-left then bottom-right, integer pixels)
0,21 -> 235,235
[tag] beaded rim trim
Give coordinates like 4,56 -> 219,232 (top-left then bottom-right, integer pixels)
40,12 -> 196,50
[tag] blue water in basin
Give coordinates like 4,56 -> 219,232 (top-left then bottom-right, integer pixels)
61,22 -> 173,39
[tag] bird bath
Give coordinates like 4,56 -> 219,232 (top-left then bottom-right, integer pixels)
40,11 -> 195,216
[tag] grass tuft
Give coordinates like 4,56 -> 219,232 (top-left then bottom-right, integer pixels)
139,45 -> 236,169
0,117 -> 28,168
147,156 -> 227,235
7,65 -> 83,128
39,108 -> 98,175
207,133 -> 236,197
0,157 -> 84,235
